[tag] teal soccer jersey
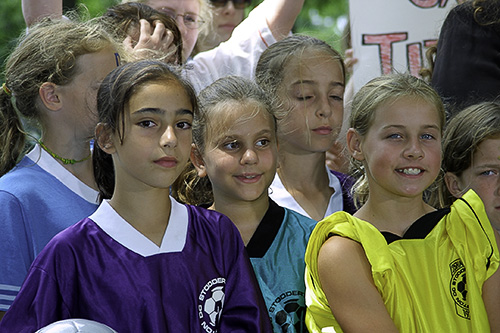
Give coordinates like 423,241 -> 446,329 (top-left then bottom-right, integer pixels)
248,199 -> 317,332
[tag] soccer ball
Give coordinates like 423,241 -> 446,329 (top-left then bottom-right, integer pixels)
35,319 -> 117,333
204,286 -> 225,326
275,298 -> 306,333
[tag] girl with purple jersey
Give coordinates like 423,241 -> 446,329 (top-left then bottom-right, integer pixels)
0,60 -> 270,332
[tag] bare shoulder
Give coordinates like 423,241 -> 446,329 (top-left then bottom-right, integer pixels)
318,235 -> 368,268
317,235 -> 373,291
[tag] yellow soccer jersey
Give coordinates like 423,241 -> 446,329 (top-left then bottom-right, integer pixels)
305,190 -> 499,333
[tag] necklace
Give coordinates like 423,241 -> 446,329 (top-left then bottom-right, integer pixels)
38,139 -> 91,165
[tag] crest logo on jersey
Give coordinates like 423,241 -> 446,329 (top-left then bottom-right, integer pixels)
198,277 -> 226,332
449,258 -> 470,320
269,290 -> 306,332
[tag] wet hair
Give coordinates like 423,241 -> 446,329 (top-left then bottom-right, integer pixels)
94,60 -> 198,201
0,18 -> 118,176
173,75 -> 277,206
255,34 -> 346,150
101,2 -> 183,64
436,101 -> 500,207
255,34 -> 345,109
349,73 -> 445,208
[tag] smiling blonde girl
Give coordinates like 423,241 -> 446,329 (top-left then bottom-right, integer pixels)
305,73 -> 500,332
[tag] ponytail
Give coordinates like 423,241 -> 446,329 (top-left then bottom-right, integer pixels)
0,88 -> 27,176
172,161 -> 213,206
92,144 -> 115,202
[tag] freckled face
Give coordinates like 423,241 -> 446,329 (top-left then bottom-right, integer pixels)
356,97 -> 442,200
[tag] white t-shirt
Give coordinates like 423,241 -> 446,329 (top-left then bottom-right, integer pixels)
184,3 -> 277,92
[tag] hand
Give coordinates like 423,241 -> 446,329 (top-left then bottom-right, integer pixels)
326,140 -> 350,174
123,19 -> 179,63
344,48 -> 358,75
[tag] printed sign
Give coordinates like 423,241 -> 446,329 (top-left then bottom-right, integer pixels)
349,0 -> 459,92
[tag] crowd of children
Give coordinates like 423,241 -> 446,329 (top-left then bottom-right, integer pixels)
0,0 -> 499,332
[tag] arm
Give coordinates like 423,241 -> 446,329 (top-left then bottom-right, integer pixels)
22,0 -> 62,27
0,191 -> 33,316
482,230 -> 500,333
259,0 -> 305,41
0,267 -> 63,331
318,236 -> 399,332
188,0 -> 303,92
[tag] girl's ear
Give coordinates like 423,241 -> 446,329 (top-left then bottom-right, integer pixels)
39,82 -> 62,111
190,144 -> 207,178
444,172 -> 464,198
346,128 -> 364,161
95,123 -> 116,154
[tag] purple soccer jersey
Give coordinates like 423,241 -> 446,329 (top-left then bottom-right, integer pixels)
0,200 -> 271,332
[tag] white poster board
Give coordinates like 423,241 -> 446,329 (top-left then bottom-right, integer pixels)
349,0 -> 458,92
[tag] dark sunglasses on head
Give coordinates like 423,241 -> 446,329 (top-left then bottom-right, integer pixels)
210,0 -> 252,9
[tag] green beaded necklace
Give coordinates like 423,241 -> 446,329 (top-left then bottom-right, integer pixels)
38,140 -> 91,165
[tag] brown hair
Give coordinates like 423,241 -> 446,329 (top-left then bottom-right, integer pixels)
94,60 -> 198,201
436,101 -> 500,207
101,2 -> 183,64
173,75 -> 277,205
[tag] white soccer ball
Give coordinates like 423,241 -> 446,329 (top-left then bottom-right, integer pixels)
204,286 -> 225,326
35,319 -> 117,333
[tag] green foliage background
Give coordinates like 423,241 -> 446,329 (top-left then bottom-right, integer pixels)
0,0 -> 348,81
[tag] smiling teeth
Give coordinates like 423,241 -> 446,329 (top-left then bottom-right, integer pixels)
243,175 -> 257,179
400,168 -> 421,175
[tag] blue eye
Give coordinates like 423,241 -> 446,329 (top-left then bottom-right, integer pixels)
480,170 -> 498,176
387,133 -> 402,139
421,133 -> 435,140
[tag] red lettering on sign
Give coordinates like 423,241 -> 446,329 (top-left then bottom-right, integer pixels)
409,0 -> 448,8
363,33 -> 408,74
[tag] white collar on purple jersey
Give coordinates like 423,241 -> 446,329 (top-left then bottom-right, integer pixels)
26,144 -> 99,204
90,198 -> 188,256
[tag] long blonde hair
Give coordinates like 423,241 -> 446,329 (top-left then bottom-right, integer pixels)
349,73 -> 445,208
0,18 -> 118,176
